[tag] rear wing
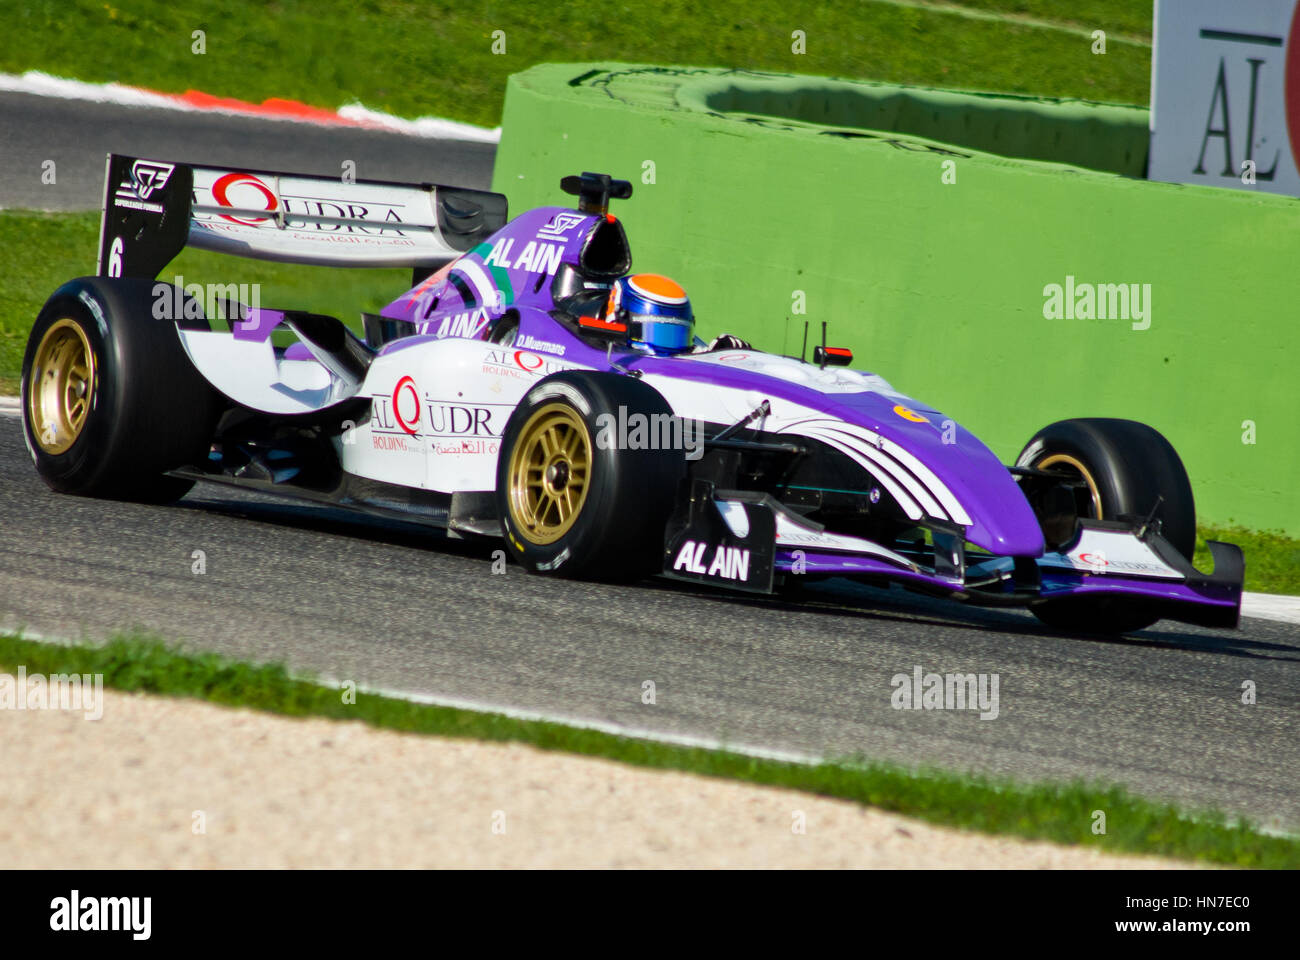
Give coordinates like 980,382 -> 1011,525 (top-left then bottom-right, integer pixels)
95,153 -> 508,279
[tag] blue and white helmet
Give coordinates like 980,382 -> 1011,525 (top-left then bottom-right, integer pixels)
604,273 -> 694,354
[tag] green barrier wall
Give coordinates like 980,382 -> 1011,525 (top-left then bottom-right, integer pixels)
493,64 -> 1300,536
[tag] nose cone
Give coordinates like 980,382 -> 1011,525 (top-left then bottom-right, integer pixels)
901,414 -> 1045,557
961,474 -> 1046,557
924,428 -> 1045,556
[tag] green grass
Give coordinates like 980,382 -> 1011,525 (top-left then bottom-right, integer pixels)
0,211 -> 99,394
1,0 -> 1152,132
0,630 -> 1294,867
1198,525 -> 1300,596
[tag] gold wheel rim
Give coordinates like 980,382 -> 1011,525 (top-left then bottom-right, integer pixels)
507,402 -> 592,545
1037,453 -> 1103,520
28,318 -> 96,455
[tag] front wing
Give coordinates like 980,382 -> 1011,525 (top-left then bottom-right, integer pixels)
662,482 -> 1243,629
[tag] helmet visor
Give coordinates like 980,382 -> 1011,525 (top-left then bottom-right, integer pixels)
631,317 -> 692,353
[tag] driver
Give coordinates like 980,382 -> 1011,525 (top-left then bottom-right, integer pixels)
603,273 -> 751,355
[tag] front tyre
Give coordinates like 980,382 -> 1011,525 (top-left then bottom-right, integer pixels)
22,276 -> 222,502
1015,417 -> 1196,634
497,371 -> 685,580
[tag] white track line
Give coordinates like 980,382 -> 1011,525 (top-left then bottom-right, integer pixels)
329,676 -> 827,766
1241,592 -> 1300,625
867,0 -> 1151,47
0,71 -> 182,109
334,103 -> 500,143
0,70 -> 500,143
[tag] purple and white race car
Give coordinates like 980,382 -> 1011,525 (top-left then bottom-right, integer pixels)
21,158 -> 1243,633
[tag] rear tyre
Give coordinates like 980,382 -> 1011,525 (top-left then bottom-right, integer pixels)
1015,418 -> 1196,634
21,276 -> 222,502
497,371 -> 685,580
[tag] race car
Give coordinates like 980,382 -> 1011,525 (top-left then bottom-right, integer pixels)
21,155 -> 1243,633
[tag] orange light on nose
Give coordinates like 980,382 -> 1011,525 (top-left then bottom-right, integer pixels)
893,404 -> 930,423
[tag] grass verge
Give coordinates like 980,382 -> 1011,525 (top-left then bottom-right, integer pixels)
0,631 -> 1295,867
1197,526 -> 1300,596
2,1 -> 1152,130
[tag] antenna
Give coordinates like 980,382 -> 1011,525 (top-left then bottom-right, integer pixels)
800,320 -> 809,363
820,321 -> 828,369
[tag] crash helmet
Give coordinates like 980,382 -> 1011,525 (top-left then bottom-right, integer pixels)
604,273 -> 694,354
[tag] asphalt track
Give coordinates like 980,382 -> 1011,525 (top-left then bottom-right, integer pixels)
0,90 -> 497,211
1,90 -> 1297,833
1,414 -> 1297,829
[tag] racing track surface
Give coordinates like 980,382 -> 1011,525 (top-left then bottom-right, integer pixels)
0,90 -> 496,211
1,415 -> 1297,830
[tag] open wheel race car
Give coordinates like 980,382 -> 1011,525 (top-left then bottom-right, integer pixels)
22,156 -> 1244,634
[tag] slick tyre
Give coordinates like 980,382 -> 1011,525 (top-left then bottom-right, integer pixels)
1015,418 -> 1196,634
22,276 -> 222,502
497,371 -> 686,580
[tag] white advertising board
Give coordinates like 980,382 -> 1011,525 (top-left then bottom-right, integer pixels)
1149,0 -> 1300,195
